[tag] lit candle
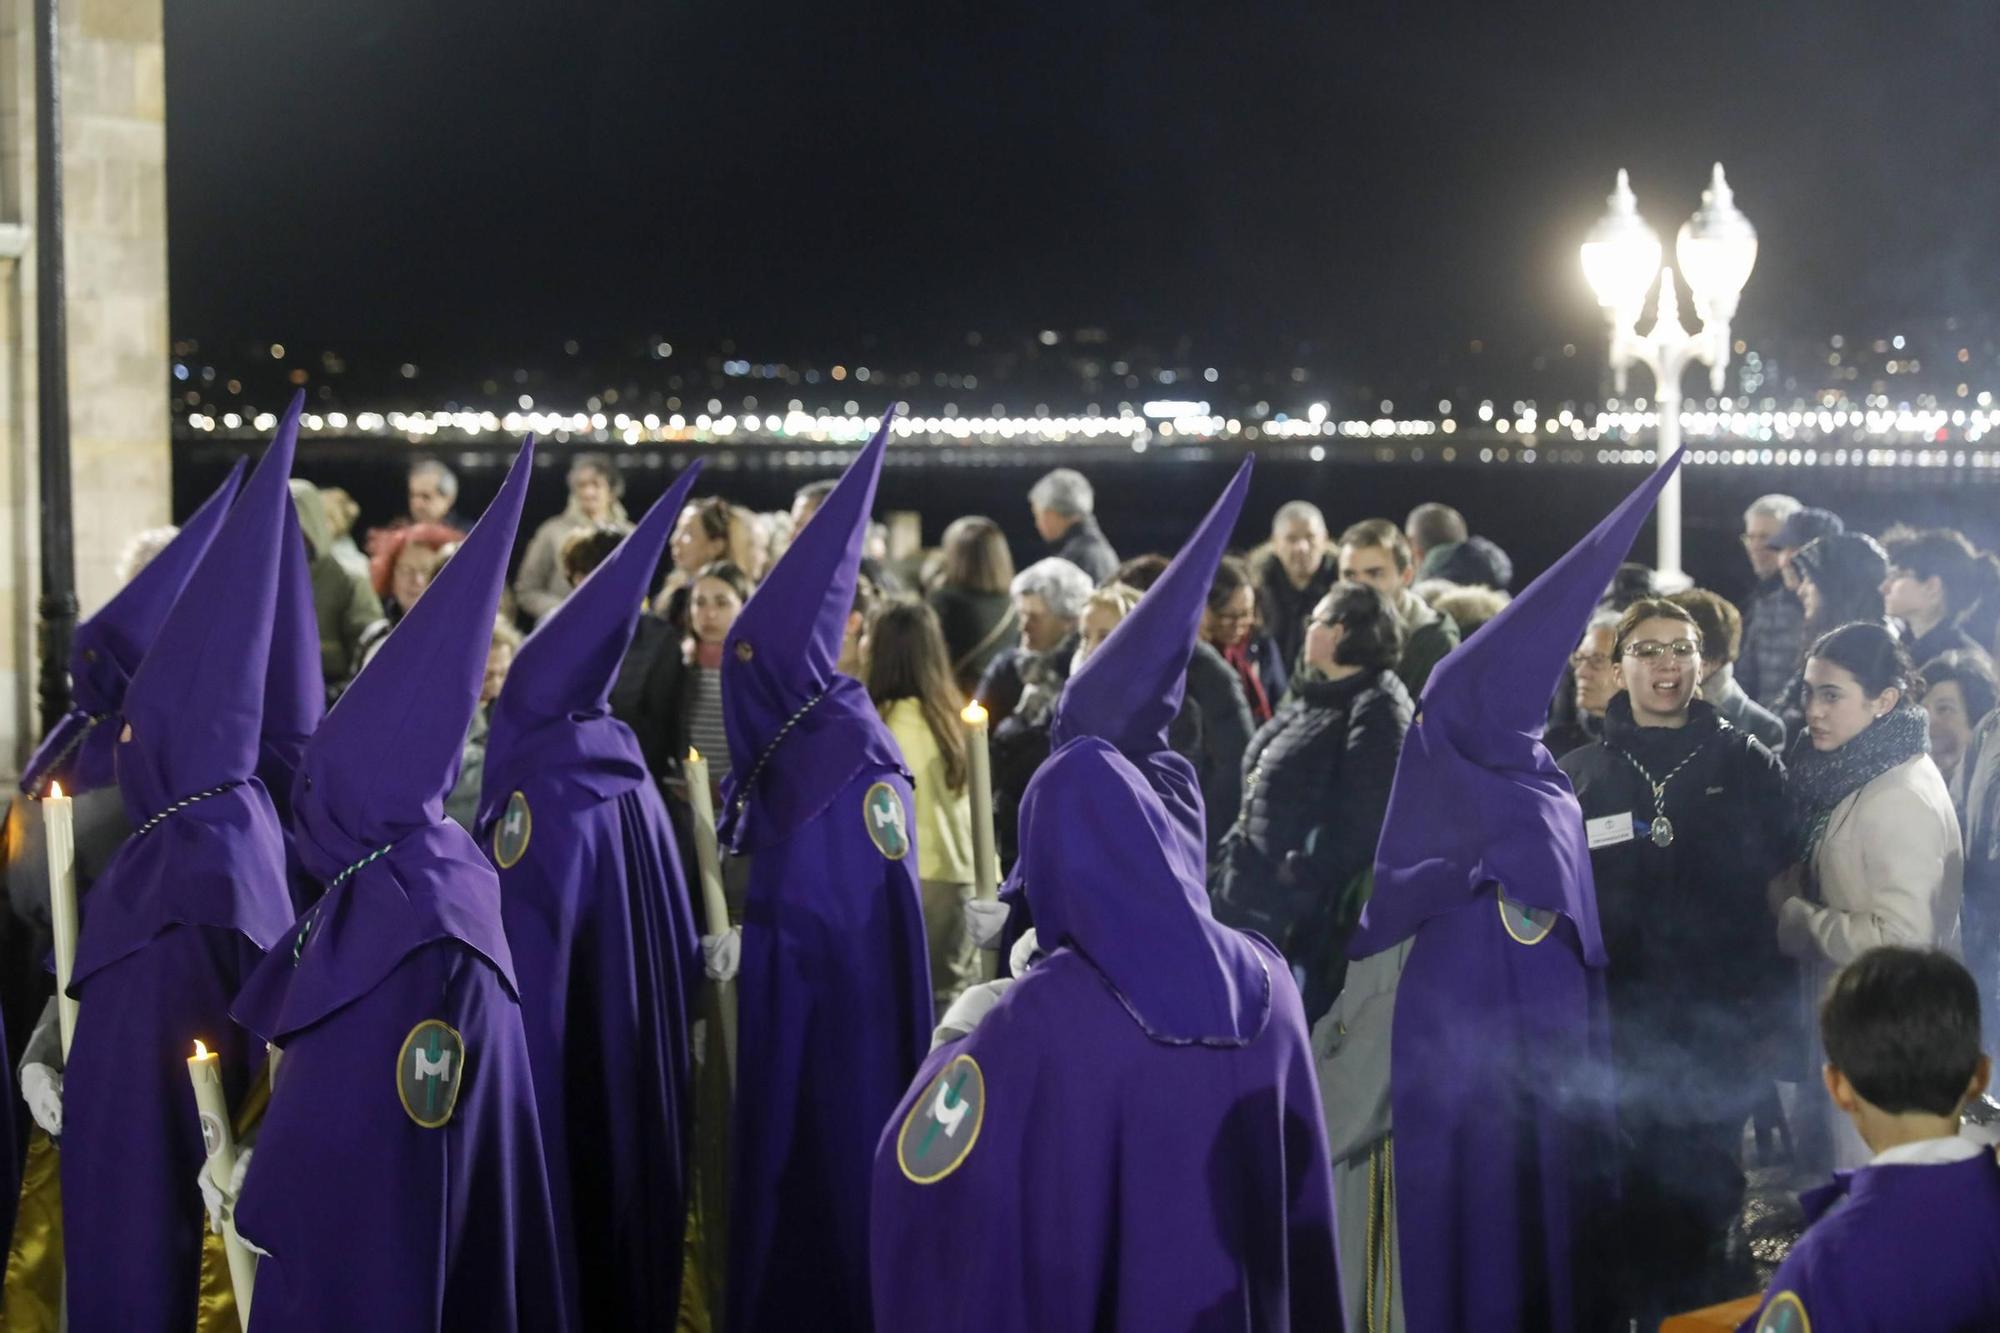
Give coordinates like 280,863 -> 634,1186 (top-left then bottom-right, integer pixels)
683,749 -> 730,937
43,782 -> 79,1059
187,1040 -> 256,1330
961,702 -> 998,902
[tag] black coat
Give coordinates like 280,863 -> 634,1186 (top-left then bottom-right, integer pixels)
1254,550 -> 1338,681
1050,515 -> 1119,585
1186,641 -> 1255,853
1214,669 -> 1410,977
1558,695 -> 1794,1117
927,585 -> 1017,698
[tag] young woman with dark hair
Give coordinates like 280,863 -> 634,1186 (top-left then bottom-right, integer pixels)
1779,533 -> 1893,743
863,600 -> 986,1019
1201,554 -> 1287,724
1774,620 -> 1964,1168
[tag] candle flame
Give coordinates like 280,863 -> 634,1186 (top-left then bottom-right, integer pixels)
192,1039 -> 210,1059
687,747 -> 702,764
47,781 -> 62,800
961,701 -> 988,726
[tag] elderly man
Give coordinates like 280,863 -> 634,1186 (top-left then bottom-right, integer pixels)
408,456 -> 466,528
1339,518 -> 1460,696
1255,500 -> 1339,672
1734,493 -> 1809,710
1029,467 -> 1118,584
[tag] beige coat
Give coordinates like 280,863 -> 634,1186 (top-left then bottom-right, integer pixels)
1778,753 -> 1964,965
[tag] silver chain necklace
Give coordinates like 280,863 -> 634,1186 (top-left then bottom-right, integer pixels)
1608,739 -> 1708,848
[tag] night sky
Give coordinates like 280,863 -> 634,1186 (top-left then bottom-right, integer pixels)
164,2 -> 2000,374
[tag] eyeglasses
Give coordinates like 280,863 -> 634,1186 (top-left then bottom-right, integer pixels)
1622,639 -> 1699,660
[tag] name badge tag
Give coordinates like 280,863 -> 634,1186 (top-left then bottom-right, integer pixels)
1585,813 -> 1636,849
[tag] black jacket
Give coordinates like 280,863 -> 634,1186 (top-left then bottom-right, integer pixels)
1186,641 -> 1255,853
927,585 -> 1017,698
1558,695 -> 1793,1115
1253,550 -> 1338,680
1051,515 -> 1119,585
1216,668 -> 1411,941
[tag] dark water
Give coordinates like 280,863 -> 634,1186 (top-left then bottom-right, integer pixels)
174,437 -> 2000,604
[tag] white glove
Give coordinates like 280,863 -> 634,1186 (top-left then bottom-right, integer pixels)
964,898 -> 1010,951
197,1148 -> 254,1236
702,928 -> 741,982
20,1063 -> 60,1138
1009,927 -> 1042,980
931,979 -> 1013,1051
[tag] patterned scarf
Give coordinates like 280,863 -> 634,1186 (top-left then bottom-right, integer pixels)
1788,702 -> 1931,864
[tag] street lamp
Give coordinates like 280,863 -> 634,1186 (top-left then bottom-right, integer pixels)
1581,164 -> 1758,583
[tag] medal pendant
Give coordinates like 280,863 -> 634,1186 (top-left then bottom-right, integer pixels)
1650,816 -> 1674,848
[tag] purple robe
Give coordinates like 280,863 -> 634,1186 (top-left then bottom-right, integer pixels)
20,458 -> 243,798
1738,1152 -> 2000,1331
61,404 -> 302,1332
476,460 -> 706,1330
1346,450 -> 1687,1333
873,458 -> 1340,1331
719,412 -> 932,1332
229,438 -> 567,1333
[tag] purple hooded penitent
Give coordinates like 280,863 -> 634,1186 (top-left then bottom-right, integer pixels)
229,439 -> 567,1333
476,460 -> 706,1332
1347,448 -> 1686,1333
58,403 -> 301,1332
870,458 -> 1343,1332
719,408 -> 931,1333
261,475 -> 326,913
20,457 -> 244,798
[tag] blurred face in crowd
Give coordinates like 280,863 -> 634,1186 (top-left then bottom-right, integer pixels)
1338,543 -> 1409,605
690,575 -> 745,647
1274,516 -> 1327,588
481,640 -> 515,705
393,543 -> 445,609
1075,602 -> 1126,666
1303,594 -> 1346,675
671,506 -> 727,573
1031,505 -> 1072,543
1796,573 -> 1823,624
1923,680 -> 1975,779
1743,512 -> 1786,580
1202,585 -> 1257,650
572,467 -> 612,522
408,472 -> 451,524
1803,657 -> 1898,752
790,491 -> 825,535
1571,625 -> 1619,716
1016,593 -> 1073,654
1881,565 -> 1943,625
1616,616 -> 1700,728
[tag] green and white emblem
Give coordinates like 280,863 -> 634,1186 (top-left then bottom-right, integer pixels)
398,1020 -> 466,1129
492,791 -> 532,869
1755,1291 -> 1809,1333
1497,890 -> 1556,946
863,781 -> 910,861
896,1053 -> 985,1184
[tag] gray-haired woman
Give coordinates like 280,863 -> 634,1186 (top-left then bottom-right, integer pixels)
514,453 -> 630,624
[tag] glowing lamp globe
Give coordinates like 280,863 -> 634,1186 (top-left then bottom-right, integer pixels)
1675,163 -> 1758,323
1581,169 -> 1661,315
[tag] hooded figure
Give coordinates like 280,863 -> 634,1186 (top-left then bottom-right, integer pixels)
1324,450 -> 1687,1333
263,484 -> 328,913
229,439 -> 567,1333
58,405 -> 302,1331
19,458 -> 244,801
476,461 -> 706,1332
869,458 -> 1343,1332
719,410 -> 932,1333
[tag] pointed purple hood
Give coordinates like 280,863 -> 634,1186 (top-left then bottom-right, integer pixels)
718,409 -> 907,852
258,487 -> 325,830
479,459 -> 705,823
1019,458 -> 1271,1046
21,459 -> 245,797
291,438 -> 533,879
1351,448 -> 1687,966
117,395 -> 303,823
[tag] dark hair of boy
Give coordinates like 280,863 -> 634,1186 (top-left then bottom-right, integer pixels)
1820,946 -> 1983,1117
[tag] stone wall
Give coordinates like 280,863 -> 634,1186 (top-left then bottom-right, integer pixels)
0,0 -> 168,777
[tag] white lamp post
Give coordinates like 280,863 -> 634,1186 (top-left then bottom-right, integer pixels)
1581,164 -> 1758,584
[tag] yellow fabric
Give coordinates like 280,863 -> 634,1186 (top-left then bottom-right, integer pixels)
677,984 -> 734,1332
0,1131 -> 63,1333
882,698 -> 980,884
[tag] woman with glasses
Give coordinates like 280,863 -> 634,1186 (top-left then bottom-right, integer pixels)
1201,554 -> 1287,724
1557,596 -> 1793,1318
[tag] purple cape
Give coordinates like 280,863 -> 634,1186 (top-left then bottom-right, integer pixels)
1349,451 -> 1686,1333
719,410 -> 932,1331
20,457 -> 244,798
873,459 -> 1340,1331
60,404 -> 301,1331
1737,1153 -> 2000,1331
230,438 -> 567,1333
475,460 -> 706,1331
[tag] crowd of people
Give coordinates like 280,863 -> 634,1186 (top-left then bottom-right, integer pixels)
4,412 -> 2000,1331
